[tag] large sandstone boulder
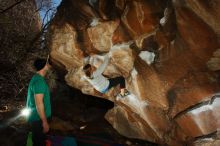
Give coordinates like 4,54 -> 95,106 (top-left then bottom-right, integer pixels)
46,0 -> 220,145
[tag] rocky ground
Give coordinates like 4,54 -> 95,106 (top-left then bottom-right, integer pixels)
0,82 -> 157,146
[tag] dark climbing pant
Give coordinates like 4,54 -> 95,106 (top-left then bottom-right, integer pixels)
31,120 -> 46,146
108,76 -> 125,89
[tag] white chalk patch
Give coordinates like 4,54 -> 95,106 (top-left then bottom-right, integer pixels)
80,125 -> 87,130
190,104 -> 213,115
110,42 -> 133,51
127,93 -> 148,107
139,51 -> 155,65
213,97 -> 220,108
117,92 -> 148,112
201,138 -> 214,141
131,68 -> 138,78
190,96 -> 220,115
160,17 -> 166,26
90,18 -> 100,27
160,8 -> 169,26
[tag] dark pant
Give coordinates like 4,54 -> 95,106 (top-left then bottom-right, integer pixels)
31,120 -> 46,146
108,76 -> 125,89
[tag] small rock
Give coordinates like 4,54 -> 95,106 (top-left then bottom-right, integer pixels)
125,140 -> 132,145
80,125 -> 87,130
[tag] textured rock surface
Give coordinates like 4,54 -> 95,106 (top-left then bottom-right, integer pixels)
47,0 -> 220,145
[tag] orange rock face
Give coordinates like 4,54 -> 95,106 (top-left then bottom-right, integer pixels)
121,0 -> 162,39
47,0 -> 220,145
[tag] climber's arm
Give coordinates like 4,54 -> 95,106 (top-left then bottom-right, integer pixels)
93,54 -> 109,77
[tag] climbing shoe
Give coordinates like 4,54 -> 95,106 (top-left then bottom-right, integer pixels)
118,90 -> 130,98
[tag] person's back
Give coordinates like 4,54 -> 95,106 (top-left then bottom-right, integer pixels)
26,73 -> 51,122
83,54 -> 110,93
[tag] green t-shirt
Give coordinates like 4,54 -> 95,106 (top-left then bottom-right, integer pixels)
26,73 -> 51,122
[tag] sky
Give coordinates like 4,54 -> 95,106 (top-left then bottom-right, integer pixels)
37,0 -> 62,25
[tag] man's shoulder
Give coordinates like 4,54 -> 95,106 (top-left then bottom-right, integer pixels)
30,74 -> 45,85
30,74 -> 38,80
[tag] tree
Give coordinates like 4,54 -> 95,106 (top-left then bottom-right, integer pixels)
0,0 -> 58,100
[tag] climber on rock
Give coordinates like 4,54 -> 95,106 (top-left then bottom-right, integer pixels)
83,53 -> 130,98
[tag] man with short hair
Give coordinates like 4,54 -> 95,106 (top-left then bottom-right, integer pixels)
26,58 -> 51,146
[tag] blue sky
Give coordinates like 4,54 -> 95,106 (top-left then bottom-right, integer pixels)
38,0 -> 62,25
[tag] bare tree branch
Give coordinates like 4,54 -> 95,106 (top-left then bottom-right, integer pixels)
41,7 -> 56,28
35,0 -> 44,12
0,0 -> 25,14
28,19 -> 51,50
35,0 -> 53,12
